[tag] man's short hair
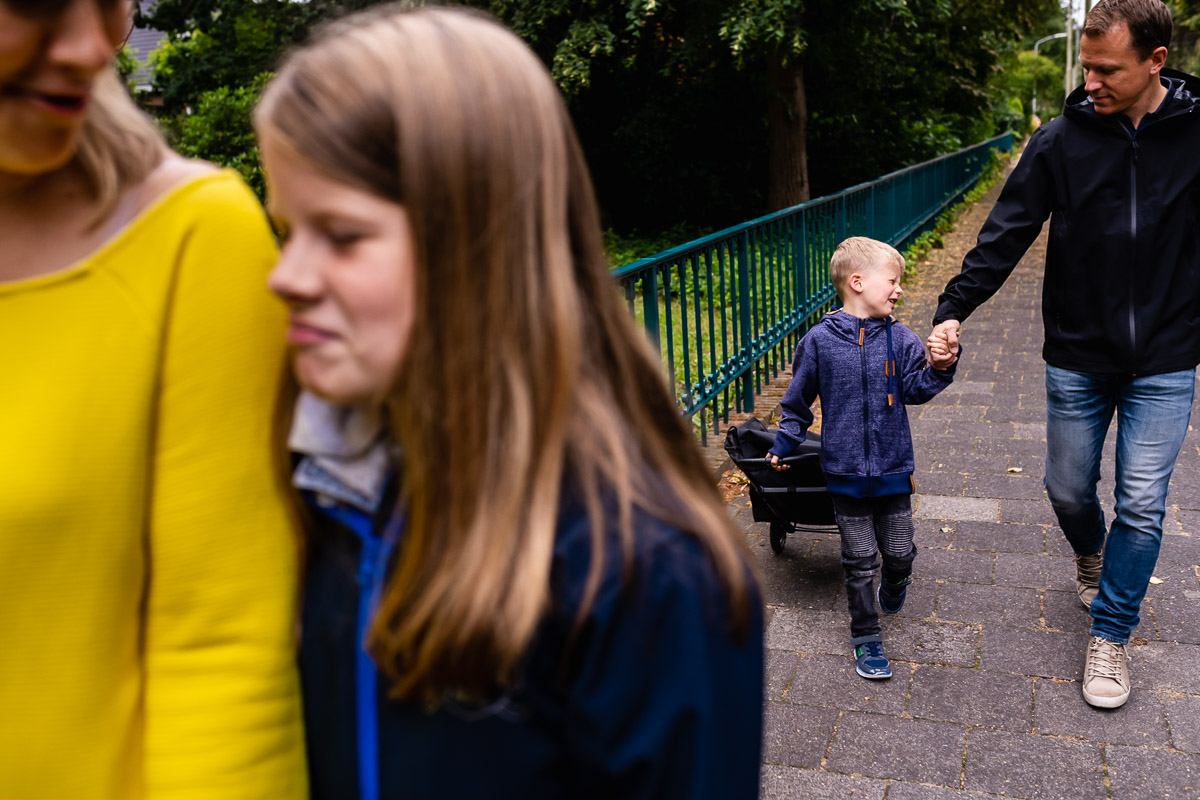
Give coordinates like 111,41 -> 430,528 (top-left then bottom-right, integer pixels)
830,236 -> 904,294
1084,0 -> 1172,60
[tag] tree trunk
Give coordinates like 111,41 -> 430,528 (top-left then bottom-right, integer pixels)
767,57 -> 810,211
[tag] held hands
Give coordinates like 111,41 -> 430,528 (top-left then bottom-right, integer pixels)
927,320 -> 961,370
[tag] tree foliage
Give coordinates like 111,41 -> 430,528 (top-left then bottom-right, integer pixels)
135,0 -> 1060,231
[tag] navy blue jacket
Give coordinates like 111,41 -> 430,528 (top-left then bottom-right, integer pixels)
299,485 -> 764,800
935,70 -> 1200,375
768,310 -> 955,496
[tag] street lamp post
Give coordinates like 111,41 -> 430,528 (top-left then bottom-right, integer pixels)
1032,31 -> 1069,116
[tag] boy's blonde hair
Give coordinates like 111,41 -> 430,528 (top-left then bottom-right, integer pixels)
830,236 -> 904,298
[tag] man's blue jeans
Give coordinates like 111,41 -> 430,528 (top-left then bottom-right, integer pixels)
1044,365 -> 1194,644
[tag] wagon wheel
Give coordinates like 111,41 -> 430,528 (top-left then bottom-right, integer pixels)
769,521 -> 787,554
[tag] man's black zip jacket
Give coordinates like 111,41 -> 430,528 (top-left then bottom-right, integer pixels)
934,68 -> 1200,376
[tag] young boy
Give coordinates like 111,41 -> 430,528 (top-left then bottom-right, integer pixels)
769,237 -> 958,679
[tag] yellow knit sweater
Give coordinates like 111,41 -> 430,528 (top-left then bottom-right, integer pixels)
0,171 -> 306,799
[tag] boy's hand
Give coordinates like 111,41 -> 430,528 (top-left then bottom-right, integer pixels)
769,454 -> 789,472
927,320 -> 961,370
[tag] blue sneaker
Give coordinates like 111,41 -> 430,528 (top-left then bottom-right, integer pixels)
878,577 -> 912,615
853,641 -> 892,679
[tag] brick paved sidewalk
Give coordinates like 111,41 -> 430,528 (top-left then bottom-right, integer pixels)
725,165 -> 1200,799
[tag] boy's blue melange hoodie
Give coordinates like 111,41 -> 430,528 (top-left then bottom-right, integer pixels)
768,310 -> 957,497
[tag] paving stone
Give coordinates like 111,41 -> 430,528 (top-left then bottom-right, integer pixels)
945,421 -> 1014,441
1043,528 -> 1075,556
936,582 -> 1041,628
998,498 -> 1058,525
1163,694 -> 1200,753
754,548 -> 844,610
1106,745 -> 1200,800
1033,679 -> 1169,746
964,475 -> 1046,501
1148,596 -> 1200,645
940,380 -> 995,395
765,649 -> 798,701
762,702 -> 838,768
915,495 -> 999,522
909,665 -> 1032,731
994,553 -> 1071,590
975,438 -> 1047,463
964,729 -> 1104,799
1159,532 -> 1200,566
979,404 -> 1043,423
1145,562 -> 1200,599
1135,641 -> 1200,694
979,626 -> 1089,680
1011,422 -> 1046,441
1175,509 -> 1200,537
952,521 -> 1043,555
926,454 -> 1010,475
758,765 -> 887,800
766,609 -> 850,655
922,405 -> 991,421
1042,589 -> 1095,633
915,519 -> 956,549
887,577 -> 938,620
916,436 -> 979,458
916,472 -> 968,497
911,419 -> 951,438
918,548 -> 995,585
825,712 -> 966,785
880,618 -> 980,668
886,784 -> 1001,800
781,652 -> 911,714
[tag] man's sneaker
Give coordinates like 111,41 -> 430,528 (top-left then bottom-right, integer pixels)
853,641 -> 892,680
878,577 -> 912,615
1082,635 -> 1130,708
1075,551 -> 1103,609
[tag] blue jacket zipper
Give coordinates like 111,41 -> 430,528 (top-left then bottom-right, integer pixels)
859,319 -> 871,492
317,505 -> 404,800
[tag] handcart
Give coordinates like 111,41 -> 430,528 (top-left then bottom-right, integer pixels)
723,418 -> 837,554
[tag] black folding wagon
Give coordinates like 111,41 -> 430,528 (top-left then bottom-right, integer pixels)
723,417 -> 837,554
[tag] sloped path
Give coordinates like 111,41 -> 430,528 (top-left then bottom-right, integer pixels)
725,163 -> 1200,799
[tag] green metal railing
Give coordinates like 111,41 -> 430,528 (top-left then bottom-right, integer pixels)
613,132 -> 1014,444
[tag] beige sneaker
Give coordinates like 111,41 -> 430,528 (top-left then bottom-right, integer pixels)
1074,551 -> 1102,609
1082,635 -> 1130,708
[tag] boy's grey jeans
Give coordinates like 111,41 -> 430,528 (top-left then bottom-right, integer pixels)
832,493 -> 916,644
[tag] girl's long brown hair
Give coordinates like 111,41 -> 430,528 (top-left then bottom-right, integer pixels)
257,4 -> 758,704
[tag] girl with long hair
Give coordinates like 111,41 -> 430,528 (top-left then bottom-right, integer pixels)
0,2 -> 305,797
257,5 -> 764,799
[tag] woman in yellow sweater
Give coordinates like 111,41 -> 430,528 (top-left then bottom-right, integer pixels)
0,2 -> 305,798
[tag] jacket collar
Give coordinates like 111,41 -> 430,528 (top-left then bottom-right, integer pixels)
1064,68 -> 1200,128
289,391 -> 395,513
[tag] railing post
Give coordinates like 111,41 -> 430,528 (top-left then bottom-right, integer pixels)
737,231 -> 753,413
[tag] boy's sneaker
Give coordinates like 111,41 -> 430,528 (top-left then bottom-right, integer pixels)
1082,635 -> 1130,708
1075,551 -> 1103,609
853,641 -> 892,679
878,577 -> 912,615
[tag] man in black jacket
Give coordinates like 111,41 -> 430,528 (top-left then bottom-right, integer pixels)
929,0 -> 1200,709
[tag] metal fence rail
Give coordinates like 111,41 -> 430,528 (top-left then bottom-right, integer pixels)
612,132 -> 1014,444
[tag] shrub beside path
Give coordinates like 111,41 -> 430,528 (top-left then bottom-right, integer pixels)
718,161 -> 1200,799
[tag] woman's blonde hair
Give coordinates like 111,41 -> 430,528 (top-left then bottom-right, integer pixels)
257,4 -> 757,703
76,68 -> 168,219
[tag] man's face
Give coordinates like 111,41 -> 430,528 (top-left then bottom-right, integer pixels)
1079,22 -> 1167,120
